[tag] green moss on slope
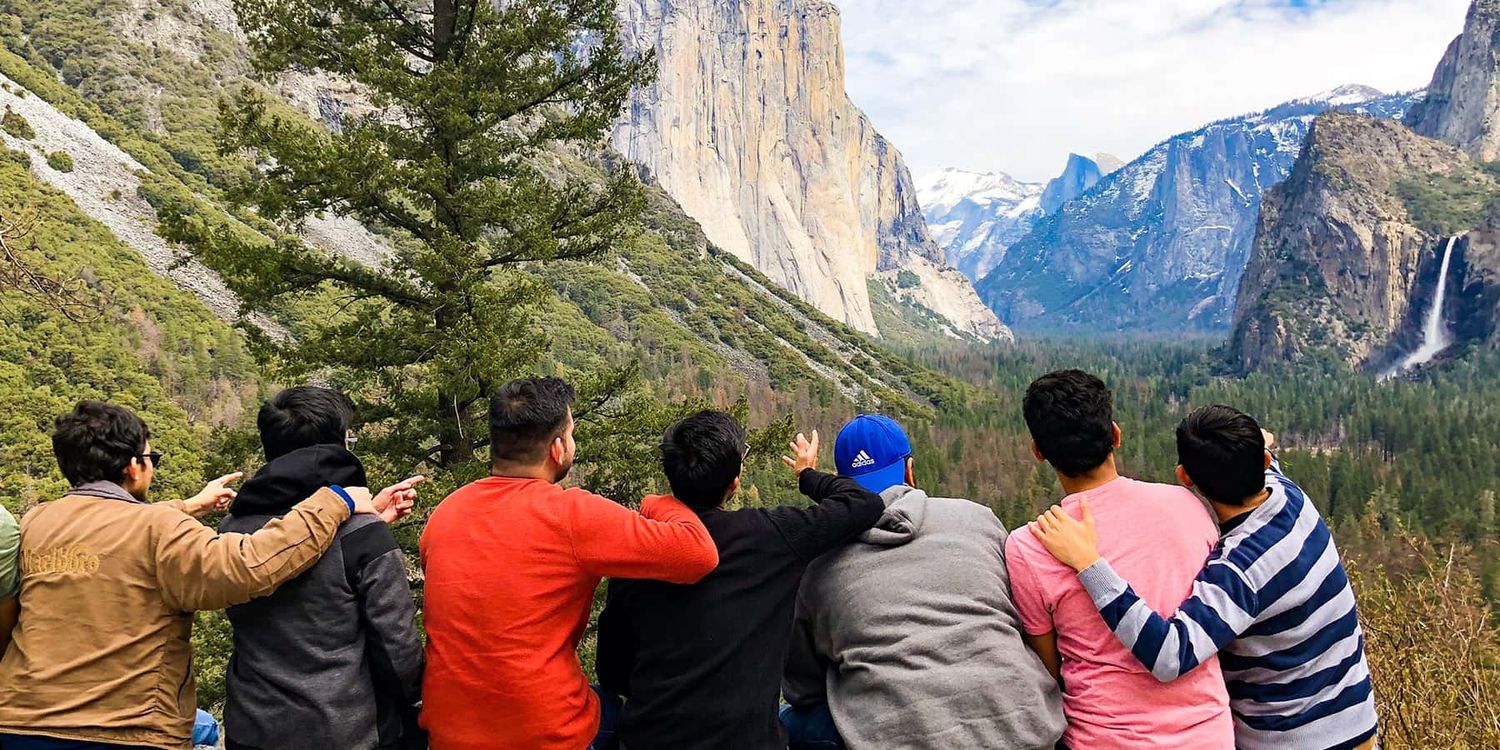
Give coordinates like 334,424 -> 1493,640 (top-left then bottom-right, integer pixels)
0,156 -> 258,509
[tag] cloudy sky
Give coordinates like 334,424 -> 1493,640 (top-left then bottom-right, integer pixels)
837,0 -> 1473,182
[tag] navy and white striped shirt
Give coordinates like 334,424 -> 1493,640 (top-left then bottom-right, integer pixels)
1075,463 -> 1378,750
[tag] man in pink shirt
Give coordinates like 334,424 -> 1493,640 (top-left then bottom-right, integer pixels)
1005,370 -> 1233,749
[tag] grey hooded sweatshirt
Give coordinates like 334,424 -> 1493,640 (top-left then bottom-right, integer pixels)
783,485 -> 1066,750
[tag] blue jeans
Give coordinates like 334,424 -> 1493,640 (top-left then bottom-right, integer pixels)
780,703 -> 845,750
590,685 -> 622,750
191,709 -> 220,747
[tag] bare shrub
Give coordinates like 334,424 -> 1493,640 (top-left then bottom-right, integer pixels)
1351,537 -> 1500,749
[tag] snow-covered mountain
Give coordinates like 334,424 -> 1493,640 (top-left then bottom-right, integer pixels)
917,169 -> 1043,280
976,84 -> 1423,334
918,152 -> 1120,281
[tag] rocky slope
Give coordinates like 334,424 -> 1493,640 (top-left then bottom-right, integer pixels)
1228,112 -> 1489,370
1405,0 -> 1500,161
977,85 -> 1420,334
612,0 -> 1007,341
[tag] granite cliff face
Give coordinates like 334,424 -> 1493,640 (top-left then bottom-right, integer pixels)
612,0 -> 1007,341
1229,113 -> 1484,370
1040,153 -> 1121,214
977,86 -> 1419,334
1405,0 -> 1500,161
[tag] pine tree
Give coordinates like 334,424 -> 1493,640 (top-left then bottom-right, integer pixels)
160,0 -> 655,470
1478,488 -> 1496,538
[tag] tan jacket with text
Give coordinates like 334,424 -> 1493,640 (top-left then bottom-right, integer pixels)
0,487 -> 351,749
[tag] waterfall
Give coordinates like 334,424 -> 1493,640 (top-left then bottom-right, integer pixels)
1395,235 -> 1459,373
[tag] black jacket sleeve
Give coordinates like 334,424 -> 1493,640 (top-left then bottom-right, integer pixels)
596,579 -> 636,699
765,470 -> 886,561
344,521 -> 425,745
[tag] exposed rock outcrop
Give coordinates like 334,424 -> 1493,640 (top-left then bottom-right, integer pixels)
1040,153 -> 1120,214
978,86 -> 1418,334
1405,0 -> 1500,160
0,71 -> 281,333
1453,217 -> 1500,346
612,0 -> 1006,341
1229,113 -> 1483,370
872,256 -> 1012,341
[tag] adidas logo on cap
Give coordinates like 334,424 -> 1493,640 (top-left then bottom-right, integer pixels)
850,450 -> 876,469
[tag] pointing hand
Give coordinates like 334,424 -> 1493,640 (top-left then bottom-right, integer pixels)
374,475 -> 425,524
182,472 -> 242,519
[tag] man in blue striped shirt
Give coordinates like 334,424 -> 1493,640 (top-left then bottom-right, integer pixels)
1030,405 -> 1378,750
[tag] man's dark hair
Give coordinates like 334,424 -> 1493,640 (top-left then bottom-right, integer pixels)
1022,369 -> 1115,477
490,377 -> 576,465
661,410 -> 746,511
258,386 -> 356,460
52,401 -> 150,486
1177,405 -> 1267,505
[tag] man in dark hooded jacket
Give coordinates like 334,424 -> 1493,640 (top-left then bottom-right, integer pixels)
220,387 -> 425,750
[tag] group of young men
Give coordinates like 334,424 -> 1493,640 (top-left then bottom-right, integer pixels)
0,368 -> 1378,750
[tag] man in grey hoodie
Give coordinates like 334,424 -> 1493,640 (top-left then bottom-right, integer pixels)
781,415 -> 1066,750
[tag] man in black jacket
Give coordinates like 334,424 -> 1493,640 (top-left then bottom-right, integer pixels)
596,411 -> 885,750
219,387 -> 425,750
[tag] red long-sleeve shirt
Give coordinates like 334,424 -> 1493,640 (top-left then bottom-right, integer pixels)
418,477 -> 718,750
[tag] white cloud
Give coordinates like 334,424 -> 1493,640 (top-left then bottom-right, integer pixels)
836,0 -> 1472,181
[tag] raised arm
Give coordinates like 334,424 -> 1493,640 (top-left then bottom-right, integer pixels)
156,487 -> 359,612
1031,502 -> 1261,682
570,491 -> 718,583
766,431 -> 886,560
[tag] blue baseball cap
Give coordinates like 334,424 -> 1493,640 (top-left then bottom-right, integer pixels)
834,415 -> 912,493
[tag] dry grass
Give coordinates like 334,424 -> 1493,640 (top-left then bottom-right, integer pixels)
1351,537 -> 1500,749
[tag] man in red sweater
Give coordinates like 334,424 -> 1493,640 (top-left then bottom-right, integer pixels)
419,377 -> 720,750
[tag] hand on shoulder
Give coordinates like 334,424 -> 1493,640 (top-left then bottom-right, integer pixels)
1028,499 -> 1102,573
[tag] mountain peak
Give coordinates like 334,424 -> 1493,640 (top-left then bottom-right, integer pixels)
1302,84 -> 1387,106
917,168 -> 1039,212
1093,152 -> 1125,175
1405,0 -> 1500,160
1040,153 -> 1111,214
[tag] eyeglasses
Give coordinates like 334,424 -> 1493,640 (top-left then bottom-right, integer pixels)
742,443 -> 752,461
345,433 -> 359,450
138,451 -> 164,469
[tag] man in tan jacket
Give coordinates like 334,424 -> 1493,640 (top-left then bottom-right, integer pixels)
0,401 -> 384,750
